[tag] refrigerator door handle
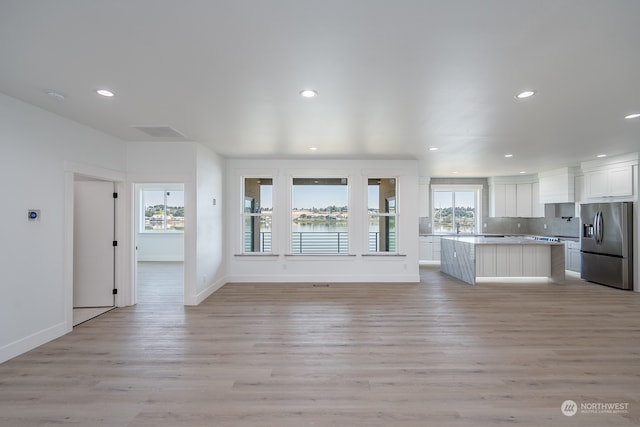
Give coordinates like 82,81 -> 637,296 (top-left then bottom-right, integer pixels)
596,210 -> 604,244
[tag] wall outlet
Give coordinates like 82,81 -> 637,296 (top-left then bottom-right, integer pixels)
543,223 -> 547,229
517,223 -> 521,228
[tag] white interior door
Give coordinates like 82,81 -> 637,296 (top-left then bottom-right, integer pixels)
73,180 -> 115,307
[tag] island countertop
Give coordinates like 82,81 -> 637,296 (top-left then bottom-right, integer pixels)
439,236 -> 564,246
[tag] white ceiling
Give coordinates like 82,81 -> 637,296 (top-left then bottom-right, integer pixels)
1,1 -> 639,176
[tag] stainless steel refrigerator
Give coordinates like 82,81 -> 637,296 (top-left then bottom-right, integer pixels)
580,202 -> 633,290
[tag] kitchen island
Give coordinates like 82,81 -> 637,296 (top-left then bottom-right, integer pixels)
440,236 -> 565,285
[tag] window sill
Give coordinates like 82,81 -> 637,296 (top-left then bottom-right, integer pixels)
284,254 -> 357,259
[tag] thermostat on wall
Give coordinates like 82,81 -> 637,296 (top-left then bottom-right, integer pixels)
28,209 -> 41,222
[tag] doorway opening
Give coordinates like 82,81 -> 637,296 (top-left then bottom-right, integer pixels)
73,175 -> 117,326
134,183 -> 185,305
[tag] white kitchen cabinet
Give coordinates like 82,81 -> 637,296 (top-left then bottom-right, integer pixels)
432,236 -> 441,261
531,182 -> 544,217
538,167 -> 575,203
584,165 -> 633,199
418,178 -> 430,217
565,241 -> 581,273
489,176 -> 542,218
581,153 -> 638,201
419,236 -> 431,260
516,183 -> 532,217
419,235 -> 441,261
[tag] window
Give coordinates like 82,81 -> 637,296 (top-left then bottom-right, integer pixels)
291,178 -> 348,254
243,178 -> 273,253
432,186 -> 481,234
141,187 -> 184,233
368,178 -> 397,252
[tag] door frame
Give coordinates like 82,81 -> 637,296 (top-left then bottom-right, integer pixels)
63,161 -> 130,331
133,182 -> 186,305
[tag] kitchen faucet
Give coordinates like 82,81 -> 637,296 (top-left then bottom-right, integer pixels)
456,222 -> 460,234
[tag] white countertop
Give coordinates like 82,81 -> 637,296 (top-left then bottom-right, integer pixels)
440,236 -> 564,245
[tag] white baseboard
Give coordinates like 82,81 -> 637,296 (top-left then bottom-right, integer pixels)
225,274 -> 420,283
186,276 -> 227,305
0,321 -> 69,364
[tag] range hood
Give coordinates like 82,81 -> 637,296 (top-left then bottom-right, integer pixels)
544,203 -> 575,220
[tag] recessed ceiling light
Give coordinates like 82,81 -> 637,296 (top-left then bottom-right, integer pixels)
299,89 -> 318,98
96,89 -> 115,97
596,154 -> 607,158
515,90 -> 535,99
46,91 -> 65,102
519,171 -> 527,174
624,113 -> 640,119
452,171 -> 459,174
309,147 -> 318,151
504,154 -> 513,158
429,147 -> 439,151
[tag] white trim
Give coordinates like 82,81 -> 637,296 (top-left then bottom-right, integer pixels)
63,162 -> 131,338
430,184 -> 483,234
225,274 -> 420,283
0,322 -> 68,364
190,277 -> 226,305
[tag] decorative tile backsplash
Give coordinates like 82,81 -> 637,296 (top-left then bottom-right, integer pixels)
419,216 -> 579,237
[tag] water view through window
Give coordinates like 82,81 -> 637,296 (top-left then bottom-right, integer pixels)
291,178 -> 349,254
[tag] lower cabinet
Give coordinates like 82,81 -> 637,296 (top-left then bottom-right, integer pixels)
565,241 -> 581,273
419,236 -> 441,261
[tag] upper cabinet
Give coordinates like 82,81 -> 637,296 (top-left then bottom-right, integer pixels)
489,176 -> 543,218
581,153 -> 638,201
538,167 -> 576,204
418,177 -> 430,217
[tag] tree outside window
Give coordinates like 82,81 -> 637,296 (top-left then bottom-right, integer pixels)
432,189 -> 478,234
142,189 -> 184,233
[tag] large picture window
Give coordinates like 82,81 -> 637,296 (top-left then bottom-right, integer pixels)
431,186 -> 481,234
291,178 -> 348,254
141,187 -> 184,233
368,178 -> 397,252
243,178 -> 273,253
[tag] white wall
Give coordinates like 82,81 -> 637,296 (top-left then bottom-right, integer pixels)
226,159 -> 420,283
134,182 -> 185,262
137,234 -> 184,261
193,144 -> 226,304
126,141 -> 226,305
0,93 -> 126,363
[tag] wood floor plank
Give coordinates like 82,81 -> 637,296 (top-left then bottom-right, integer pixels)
1,263 -> 639,426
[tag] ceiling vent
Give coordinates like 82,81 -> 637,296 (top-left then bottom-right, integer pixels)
131,125 -> 187,139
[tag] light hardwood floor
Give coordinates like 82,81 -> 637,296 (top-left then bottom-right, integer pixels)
1,264 -> 639,426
